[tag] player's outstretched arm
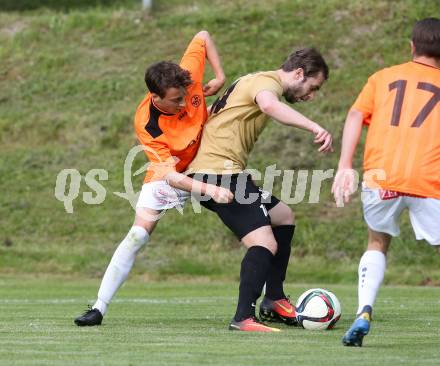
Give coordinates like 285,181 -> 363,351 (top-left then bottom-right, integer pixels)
331,109 -> 364,205
140,137 -> 232,203
255,90 -> 333,153
193,30 -> 225,96
165,171 -> 233,204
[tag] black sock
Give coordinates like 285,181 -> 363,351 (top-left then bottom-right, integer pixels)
234,246 -> 273,322
265,225 -> 295,300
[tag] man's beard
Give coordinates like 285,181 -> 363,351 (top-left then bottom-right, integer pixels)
283,85 -> 304,104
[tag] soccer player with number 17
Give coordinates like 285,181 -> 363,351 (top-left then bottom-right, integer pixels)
332,17 -> 440,347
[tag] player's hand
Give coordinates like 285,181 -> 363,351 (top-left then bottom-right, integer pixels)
331,168 -> 357,206
203,78 -> 225,97
206,185 -> 234,203
312,124 -> 333,153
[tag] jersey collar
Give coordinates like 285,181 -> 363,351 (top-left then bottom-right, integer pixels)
411,60 -> 440,70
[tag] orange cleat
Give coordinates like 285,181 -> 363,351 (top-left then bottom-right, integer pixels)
259,296 -> 298,325
229,317 -> 281,332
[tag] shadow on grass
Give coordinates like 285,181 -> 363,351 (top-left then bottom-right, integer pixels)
0,0 -> 138,12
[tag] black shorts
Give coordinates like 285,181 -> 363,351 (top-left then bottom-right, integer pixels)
190,173 -> 280,240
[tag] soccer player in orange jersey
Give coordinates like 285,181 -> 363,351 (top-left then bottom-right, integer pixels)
332,18 -> 440,347
74,31 -> 232,326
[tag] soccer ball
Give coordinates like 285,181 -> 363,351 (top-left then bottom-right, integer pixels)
295,288 -> 341,330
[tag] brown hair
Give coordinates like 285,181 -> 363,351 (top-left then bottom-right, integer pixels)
145,61 -> 192,98
281,47 -> 329,80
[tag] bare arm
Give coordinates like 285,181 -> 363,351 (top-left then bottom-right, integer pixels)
255,90 -> 333,152
164,171 -> 233,203
194,30 -> 225,96
337,109 -> 364,169
331,109 -> 364,205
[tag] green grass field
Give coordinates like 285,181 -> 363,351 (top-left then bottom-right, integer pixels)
1,278 -> 439,366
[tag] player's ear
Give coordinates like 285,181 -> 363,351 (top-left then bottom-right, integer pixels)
151,92 -> 161,102
293,68 -> 304,81
410,40 -> 416,56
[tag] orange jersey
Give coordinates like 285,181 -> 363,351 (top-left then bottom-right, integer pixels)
352,61 -> 440,198
134,38 -> 208,183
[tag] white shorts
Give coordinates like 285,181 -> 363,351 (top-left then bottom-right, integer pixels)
362,185 -> 440,245
136,181 -> 190,211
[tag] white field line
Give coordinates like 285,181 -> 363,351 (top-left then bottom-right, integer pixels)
0,296 -> 234,305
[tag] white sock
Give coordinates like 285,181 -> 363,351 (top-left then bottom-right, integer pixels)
357,250 -> 386,314
93,226 -> 149,315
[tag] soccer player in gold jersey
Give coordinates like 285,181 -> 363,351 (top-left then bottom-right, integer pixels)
188,47 -> 333,332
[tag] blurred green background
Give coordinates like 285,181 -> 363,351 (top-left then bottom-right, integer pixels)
1,0 -> 439,284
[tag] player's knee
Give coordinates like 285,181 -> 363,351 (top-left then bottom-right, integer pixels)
271,202 -> 295,226
367,230 -> 391,253
282,207 -> 295,226
125,226 -> 149,252
134,209 -> 161,234
366,239 -> 388,253
264,240 -> 278,256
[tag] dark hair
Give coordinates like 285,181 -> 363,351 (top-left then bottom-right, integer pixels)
144,61 -> 192,98
281,47 -> 329,80
412,17 -> 440,59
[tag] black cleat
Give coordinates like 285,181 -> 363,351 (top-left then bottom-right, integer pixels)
74,307 -> 103,326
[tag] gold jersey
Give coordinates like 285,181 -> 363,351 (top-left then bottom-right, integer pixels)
187,71 -> 283,173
